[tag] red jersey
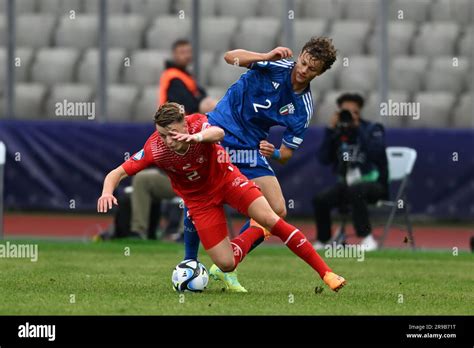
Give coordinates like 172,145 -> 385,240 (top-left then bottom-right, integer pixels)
121,114 -> 235,201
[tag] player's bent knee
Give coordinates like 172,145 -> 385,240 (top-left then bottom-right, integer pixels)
275,204 -> 287,218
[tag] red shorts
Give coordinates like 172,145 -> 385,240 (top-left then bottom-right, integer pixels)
185,169 -> 263,250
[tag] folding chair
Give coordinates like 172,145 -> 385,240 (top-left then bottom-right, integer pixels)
332,146 -> 417,250
378,146 -> 417,249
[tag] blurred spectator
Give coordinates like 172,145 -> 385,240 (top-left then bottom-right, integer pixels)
158,38 -> 217,114
94,169 -> 181,240
312,93 -> 388,251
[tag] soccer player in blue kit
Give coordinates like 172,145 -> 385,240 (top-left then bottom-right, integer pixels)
183,37 -> 338,291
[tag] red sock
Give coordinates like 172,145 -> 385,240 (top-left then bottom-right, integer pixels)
271,218 -> 331,279
230,227 -> 264,270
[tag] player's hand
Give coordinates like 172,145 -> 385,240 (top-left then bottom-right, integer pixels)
97,193 -> 118,213
259,140 -> 275,158
169,131 -> 201,143
264,47 -> 293,61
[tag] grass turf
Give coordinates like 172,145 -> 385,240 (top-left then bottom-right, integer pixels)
0,240 -> 472,315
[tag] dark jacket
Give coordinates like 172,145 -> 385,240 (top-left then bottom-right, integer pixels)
162,61 -> 207,114
318,119 -> 389,192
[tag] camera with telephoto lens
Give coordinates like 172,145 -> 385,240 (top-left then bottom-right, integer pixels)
335,109 -> 357,142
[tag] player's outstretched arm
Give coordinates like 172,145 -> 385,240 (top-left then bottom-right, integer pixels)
224,47 -> 293,67
97,166 -> 128,213
170,126 -> 225,144
259,141 -> 294,165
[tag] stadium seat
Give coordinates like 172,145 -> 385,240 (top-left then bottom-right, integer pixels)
368,21 -> 416,56
44,84 -> 94,120
412,92 -> 455,128
459,26 -> 473,57
204,86 -> 227,101
425,56 -> 469,93
0,47 -> 34,88
17,14 -> 56,49
13,83 -> 47,119
201,17 -> 238,52
338,55 -> 378,92
430,0 -> 472,25
453,94 -> 473,128
328,20 -> 371,56
378,146 -> 417,249
146,16 -> 191,50
83,0 -> 128,13
216,0 -> 260,18
294,19 -> 328,51
133,85 -> 158,122
365,91 -> 409,127
0,0 -> 37,14
128,0 -> 172,18
259,0 -> 303,19
31,48 -> 80,86
413,22 -> 460,57
122,50 -> 169,86
54,15 -> 98,49
77,48 -> 127,85
208,59 -> 247,88
233,17 -> 280,52
389,56 -> 429,93
38,0 -> 83,14
95,84 -> 139,122
340,0 -> 378,21
301,0 -> 344,19
173,0 -> 216,17
107,15 -> 147,50
389,0 -> 430,22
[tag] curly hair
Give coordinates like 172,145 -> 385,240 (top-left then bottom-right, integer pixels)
301,36 -> 337,74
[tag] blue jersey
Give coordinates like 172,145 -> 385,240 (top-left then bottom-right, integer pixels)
208,59 -> 314,151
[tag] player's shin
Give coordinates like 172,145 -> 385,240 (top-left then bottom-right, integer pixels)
270,218 -> 332,279
239,219 -> 265,251
230,226 -> 265,269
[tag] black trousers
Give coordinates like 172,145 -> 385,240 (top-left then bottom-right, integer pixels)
312,182 -> 387,243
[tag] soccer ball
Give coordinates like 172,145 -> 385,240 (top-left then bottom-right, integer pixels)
172,259 -> 209,292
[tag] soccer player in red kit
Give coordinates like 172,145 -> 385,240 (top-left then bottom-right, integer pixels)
97,102 -> 346,292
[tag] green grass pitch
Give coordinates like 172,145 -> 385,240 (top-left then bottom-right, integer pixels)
0,240 -> 472,315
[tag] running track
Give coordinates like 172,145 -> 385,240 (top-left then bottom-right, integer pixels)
3,214 -> 472,251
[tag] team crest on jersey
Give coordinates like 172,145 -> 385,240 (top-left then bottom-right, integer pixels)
196,155 -> 205,163
133,149 -> 145,160
232,177 -> 243,187
279,103 -> 295,115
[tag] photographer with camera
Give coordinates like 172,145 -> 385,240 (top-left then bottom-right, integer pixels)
312,93 -> 388,251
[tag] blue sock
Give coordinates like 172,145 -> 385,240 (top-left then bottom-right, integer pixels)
239,219 -> 264,252
183,207 -> 200,260
238,220 -> 251,234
